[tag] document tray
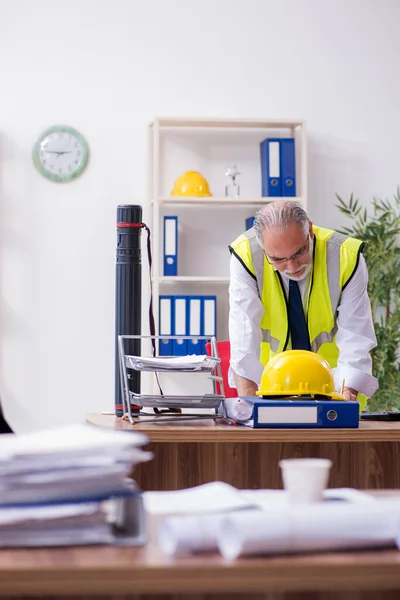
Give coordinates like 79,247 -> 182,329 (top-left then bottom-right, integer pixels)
129,392 -> 223,409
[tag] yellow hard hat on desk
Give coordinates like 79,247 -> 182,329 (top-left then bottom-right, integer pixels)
257,350 -> 344,400
171,171 -> 212,197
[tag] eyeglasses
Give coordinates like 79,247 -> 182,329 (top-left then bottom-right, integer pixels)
265,236 -> 310,265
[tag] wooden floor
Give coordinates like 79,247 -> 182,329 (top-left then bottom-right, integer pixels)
87,415 -> 400,491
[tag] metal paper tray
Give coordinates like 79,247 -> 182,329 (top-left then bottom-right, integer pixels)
125,356 -> 219,373
129,393 -> 224,409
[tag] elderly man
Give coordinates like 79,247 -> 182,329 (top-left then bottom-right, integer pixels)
228,200 -> 378,408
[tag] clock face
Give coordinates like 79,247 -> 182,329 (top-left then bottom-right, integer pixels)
32,125 -> 89,182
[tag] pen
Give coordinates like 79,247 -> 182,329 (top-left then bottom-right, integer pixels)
340,378 -> 345,396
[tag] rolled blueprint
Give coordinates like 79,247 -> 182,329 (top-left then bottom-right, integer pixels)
224,397 -> 253,421
158,514 -> 224,556
218,501 -> 400,560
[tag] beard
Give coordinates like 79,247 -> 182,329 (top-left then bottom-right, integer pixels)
282,262 -> 312,282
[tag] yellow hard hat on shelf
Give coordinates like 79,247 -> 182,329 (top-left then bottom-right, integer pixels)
256,350 -> 344,400
171,171 -> 212,197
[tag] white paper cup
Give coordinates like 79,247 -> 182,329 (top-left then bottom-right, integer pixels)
279,458 -> 332,505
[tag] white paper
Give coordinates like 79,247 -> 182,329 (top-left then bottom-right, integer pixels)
144,482 -> 254,516
126,354 -> 219,371
240,488 -> 376,509
0,502 -> 101,526
158,514 -> 223,556
218,501 -> 400,560
157,488 -> 379,557
224,398 -> 253,422
0,424 -> 149,458
0,424 -> 152,505
0,501 -> 115,546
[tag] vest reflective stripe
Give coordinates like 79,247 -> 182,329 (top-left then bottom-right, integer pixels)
326,232 -> 342,314
307,231 -> 354,353
249,229 -> 264,297
310,325 -> 338,353
261,328 -> 280,352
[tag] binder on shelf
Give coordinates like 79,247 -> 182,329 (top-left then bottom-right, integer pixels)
201,296 -> 217,354
172,296 -> 187,355
260,138 -> 281,197
159,296 -> 174,356
163,216 -> 178,276
245,216 -> 255,230
280,138 -> 296,197
187,296 -> 202,355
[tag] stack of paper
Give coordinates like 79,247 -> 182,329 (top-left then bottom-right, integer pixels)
0,424 -> 152,546
126,354 -> 219,372
0,503 -> 113,547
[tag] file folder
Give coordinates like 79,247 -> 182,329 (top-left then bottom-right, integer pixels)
260,138 -> 281,197
239,398 -> 359,428
245,216 -> 255,230
280,138 -> 296,197
163,216 -> 178,276
159,296 -> 173,356
187,296 -> 202,355
201,296 -> 216,354
172,296 -> 187,355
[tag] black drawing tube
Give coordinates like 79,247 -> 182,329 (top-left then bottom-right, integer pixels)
115,205 -> 142,416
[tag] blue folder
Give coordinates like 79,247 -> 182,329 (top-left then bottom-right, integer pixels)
260,138 -> 282,196
280,138 -> 296,197
172,295 -> 187,355
245,216 -> 255,230
200,296 -> 216,354
238,398 -> 359,428
159,296 -> 174,356
163,216 -> 178,276
187,296 -> 203,355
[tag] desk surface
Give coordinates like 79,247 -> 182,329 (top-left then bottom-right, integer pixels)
86,413 -> 400,442
1,507 -> 400,597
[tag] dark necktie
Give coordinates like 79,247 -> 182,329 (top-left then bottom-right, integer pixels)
288,279 -> 310,351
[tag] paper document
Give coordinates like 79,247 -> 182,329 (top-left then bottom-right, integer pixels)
0,424 -> 149,458
0,424 -> 152,505
224,397 -> 253,421
126,354 -> 219,372
158,498 -> 400,558
144,482 -> 254,516
218,500 -> 400,560
240,488 -> 377,509
0,424 -> 151,547
0,501 -> 113,547
145,483 -> 375,517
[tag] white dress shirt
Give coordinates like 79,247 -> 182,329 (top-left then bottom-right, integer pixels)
228,250 -> 379,397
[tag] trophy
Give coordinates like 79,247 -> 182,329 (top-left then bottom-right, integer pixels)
225,165 -> 241,198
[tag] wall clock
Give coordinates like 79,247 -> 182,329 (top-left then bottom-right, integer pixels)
32,124 -> 89,182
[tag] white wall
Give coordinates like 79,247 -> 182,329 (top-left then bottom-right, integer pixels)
1,0 -> 399,432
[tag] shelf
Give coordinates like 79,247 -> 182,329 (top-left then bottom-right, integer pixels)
157,196 -> 304,206
148,115 -> 307,386
150,117 -> 305,129
154,276 -> 230,284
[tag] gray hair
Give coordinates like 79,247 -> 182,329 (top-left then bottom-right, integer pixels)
253,201 -> 309,246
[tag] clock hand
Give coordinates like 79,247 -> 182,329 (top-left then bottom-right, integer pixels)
44,150 -> 72,155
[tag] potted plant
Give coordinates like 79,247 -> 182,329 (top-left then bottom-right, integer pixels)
336,190 -> 400,411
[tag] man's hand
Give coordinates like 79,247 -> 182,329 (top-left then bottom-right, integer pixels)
342,387 -> 358,401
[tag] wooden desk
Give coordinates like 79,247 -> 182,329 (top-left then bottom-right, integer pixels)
87,414 -> 400,491
2,512 -> 400,599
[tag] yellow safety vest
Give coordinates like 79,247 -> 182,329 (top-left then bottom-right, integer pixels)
230,224 -> 368,408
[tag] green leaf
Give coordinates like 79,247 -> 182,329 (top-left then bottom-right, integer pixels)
335,189 -> 400,411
